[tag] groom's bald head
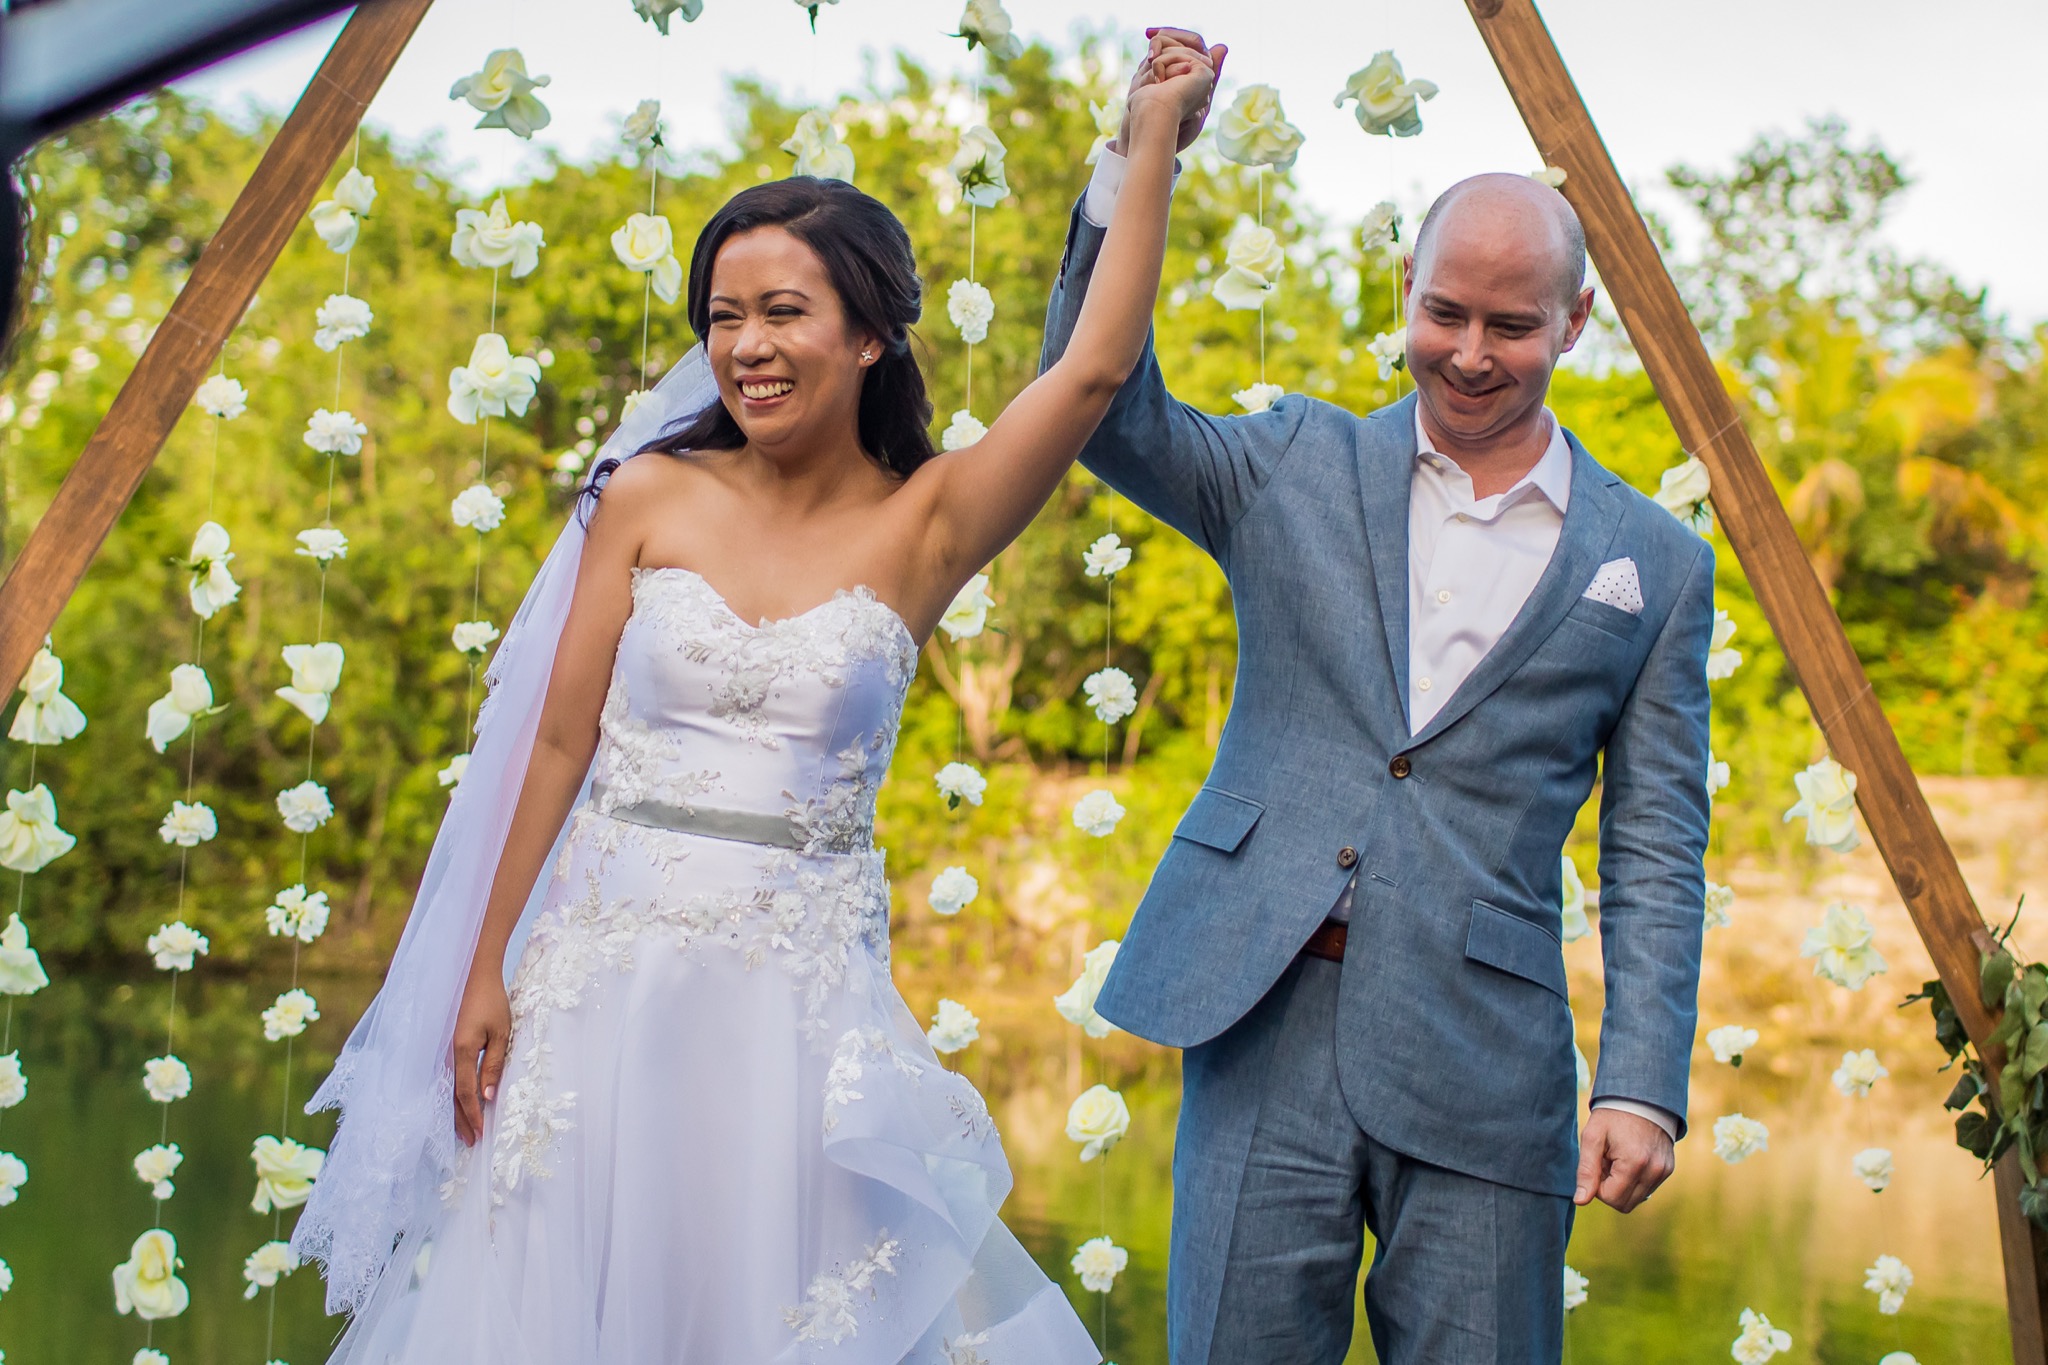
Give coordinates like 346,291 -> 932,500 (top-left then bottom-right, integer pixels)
1411,173 -> 1586,307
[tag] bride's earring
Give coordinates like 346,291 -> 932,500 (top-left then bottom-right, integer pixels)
860,349 -> 875,363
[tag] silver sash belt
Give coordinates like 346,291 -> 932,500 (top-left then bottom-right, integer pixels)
588,783 -> 804,850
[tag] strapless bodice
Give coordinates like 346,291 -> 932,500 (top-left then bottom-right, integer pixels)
585,567 -> 918,856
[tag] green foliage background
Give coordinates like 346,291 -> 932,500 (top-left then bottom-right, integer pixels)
2,45 -> 2045,989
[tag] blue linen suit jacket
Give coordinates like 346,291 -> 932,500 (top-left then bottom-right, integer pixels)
1041,201 -> 1715,1198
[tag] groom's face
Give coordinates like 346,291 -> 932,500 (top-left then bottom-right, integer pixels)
1403,195 -> 1593,451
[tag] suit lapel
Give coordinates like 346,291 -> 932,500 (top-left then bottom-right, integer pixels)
1357,395 -> 1419,736
1408,435 -> 1626,748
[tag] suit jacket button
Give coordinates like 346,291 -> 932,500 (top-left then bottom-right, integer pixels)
1389,755 -> 1412,779
1337,846 -> 1358,869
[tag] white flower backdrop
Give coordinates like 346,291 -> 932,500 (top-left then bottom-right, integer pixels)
0,2 -> 1997,1362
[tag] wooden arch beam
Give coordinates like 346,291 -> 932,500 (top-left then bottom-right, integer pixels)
1461,0 -> 2045,1356
0,0 -> 435,699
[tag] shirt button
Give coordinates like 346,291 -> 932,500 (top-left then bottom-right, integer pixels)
1337,846 -> 1358,869
1437,589 -> 1452,605
1456,513 -> 1471,523
1389,755 -> 1413,779
1417,677 -> 1433,692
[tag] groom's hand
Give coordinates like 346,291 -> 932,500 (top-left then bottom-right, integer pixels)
1113,27 -> 1226,157
1574,1108 -> 1674,1213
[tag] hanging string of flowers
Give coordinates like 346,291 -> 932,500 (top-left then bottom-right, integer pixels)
1213,82 -> 1301,415
1334,49 -> 1437,400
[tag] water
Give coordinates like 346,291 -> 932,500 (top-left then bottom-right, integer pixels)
0,972 -> 2013,1363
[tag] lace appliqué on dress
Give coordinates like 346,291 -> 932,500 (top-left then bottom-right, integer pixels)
822,1026 -> 928,1133
782,1231 -> 904,1344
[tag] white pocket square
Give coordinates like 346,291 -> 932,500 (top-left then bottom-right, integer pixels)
1583,557 -> 1644,615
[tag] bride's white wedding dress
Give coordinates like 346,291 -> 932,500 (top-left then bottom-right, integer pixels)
327,566 -> 1101,1365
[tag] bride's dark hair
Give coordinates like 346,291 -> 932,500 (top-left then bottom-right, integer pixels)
637,176 -> 935,479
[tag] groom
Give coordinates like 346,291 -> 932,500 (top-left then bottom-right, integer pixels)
1041,29 -> 1714,1365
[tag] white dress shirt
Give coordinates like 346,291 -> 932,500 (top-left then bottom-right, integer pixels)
1083,151 -> 1679,1142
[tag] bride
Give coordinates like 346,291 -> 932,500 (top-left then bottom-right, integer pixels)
292,41 -> 1216,1365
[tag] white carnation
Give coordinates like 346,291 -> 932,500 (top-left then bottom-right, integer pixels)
926,998 -> 981,1054
313,292 -> 373,351
1563,1265 -> 1589,1312
438,753 -> 471,790
941,409 -> 988,452
1070,1235 -> 1129,1293
0,1053 -> 25,1108
303,407 -> 367,456
133,1143 -> 182,1201
146,921 -> 209,973
1083,667 -> 1138,725
193,373 -> 248,419
296,526 -> 349,561
241,1240 -> 300,1299
157,801 -> 217,848
276,780 -> 334,835
947,278 -> 995,344
451,483 -> 507,532
261,987 -> 321,1042
1831,1047 -> 1888,1098
1801,902 -> 1888,991
1083,533 -> 1131,579
1705,1025 -> 1758,1066
1233,382 -> 1284,413
928,866 -> 979,916
934,761 -> 987,808
1864,1254 -> 1913,1315
264,884 -> 330,943
1853,1147 -> 1894,1193
142,1054 -> 192,1104
1072,788 -> 1125,838
1711,1112 -> 1769,1164
1731,1308 -> 1792,1365
452,619 -> 501,657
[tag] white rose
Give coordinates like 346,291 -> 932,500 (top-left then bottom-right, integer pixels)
610,213 -> 683,305
0,1053 -> 24,1108
250,1134 -> 325,1213
1559,854 -> 1590,942
276,641 -> 345,728
448,332 -> 542,425
1704,879 -> 1735,929
295,526 -> 349,561
632,0 -> 703,34
451,483 -> 507,532
1801,901 -> 1888,991
939,573 -> 994,640
309,200 -> 361,254
146,921 -> 210,973
1531,165 -> 1568,189
313,292 -> 373,351
1879,1356 -> 1920,1365
1054,939 -> 1121,1037
261,987 -> 321,1042
276,780 -> 335,835
1070,1235 -> 1129,1293
1783,756 -> 1859,852
193,373 -> 248,419
331,165 -> 376,215
928,866 -> 980,916
186,518 -> 240,620
146,662 -> 215,753
947,279 -> 995,344
112,1227 -> 190,1320
0,915 -> 48,996
142,1054 -> 192,1104
0,1150 -> 26,1206
136,1349 -> 170,1365
934,761 -> 987,808
1711,1113 -> 1769,1164
1215,84 -> 1305,169
957,0 -> 1024,60
1731,1308 -> 1792,1365
1864,1254 -> 1912,1315
1233,382 -> 1284,414
265,884 -> 331,943
1360,200 -> 1401,255
438,753 -> 471,790
1084,97 -> 1124,166
941,409 -> 988,452
949,125 -> 1010,208
1083,533 -> 1131,579
157,801 -> 217,848
1853,1147 -> 1894,1193
926,998 -> 981,1054
619,388 -> 656,421
1653,455 -> 1714,533
1333,50 -> 1439,138
241,1240 -> 300,1299
452,619 -> 501,657
1213,222 -> 1283,312
1831,1046 -> 1888,1098
1706,749 -> 1730,800
1706,609 -> 1742,680
622,99 -> 664,147
1563,1265 -> 1589,1312
0,784 -> 75,873
1065,1083 -> 1130,1162
1368,328 -> 1407,381
451,196 -> 545,278
9,645 -> 87,746
133,1143 -> 182,1201
304,407 -> 367,456
1072,788 -> 1126,838
782,109 -> 856,183
448,48 -> 552,139
1083,667 -> 1138,725
1705,1024 -> 1758,1065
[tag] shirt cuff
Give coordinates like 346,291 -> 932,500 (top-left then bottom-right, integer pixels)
1081,146 -> 1180,228
1591,1098 -> 1680,1141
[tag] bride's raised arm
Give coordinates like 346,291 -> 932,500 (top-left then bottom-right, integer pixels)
906,44 -> 1216,605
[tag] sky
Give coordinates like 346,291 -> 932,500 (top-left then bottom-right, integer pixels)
173,0 -> 2048,328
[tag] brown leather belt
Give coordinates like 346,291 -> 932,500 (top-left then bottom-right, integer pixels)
1301,917 -> 1348,963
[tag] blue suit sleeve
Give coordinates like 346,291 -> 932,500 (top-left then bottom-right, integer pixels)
1590,538 -> 1716,1136
1039,197 -> 1306,559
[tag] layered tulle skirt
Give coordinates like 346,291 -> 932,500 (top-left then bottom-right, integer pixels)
324,809 -> 1100,1365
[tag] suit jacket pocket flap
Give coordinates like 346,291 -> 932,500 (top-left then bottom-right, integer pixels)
1465,900 -> 1568,998
1172,787 -> 1264,853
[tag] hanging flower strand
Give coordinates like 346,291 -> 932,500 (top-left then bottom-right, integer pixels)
1216,83 -> 1303,399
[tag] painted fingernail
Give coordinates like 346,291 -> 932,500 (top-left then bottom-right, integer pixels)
483,1084 -> 495,1101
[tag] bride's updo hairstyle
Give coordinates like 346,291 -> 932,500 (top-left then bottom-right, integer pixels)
641,176 -> 935,478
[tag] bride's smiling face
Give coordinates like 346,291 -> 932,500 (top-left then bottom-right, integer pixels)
704,226 -> 879,457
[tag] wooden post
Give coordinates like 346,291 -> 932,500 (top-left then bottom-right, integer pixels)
0,0 -> 435,699
1460,0 -> 2043,1355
